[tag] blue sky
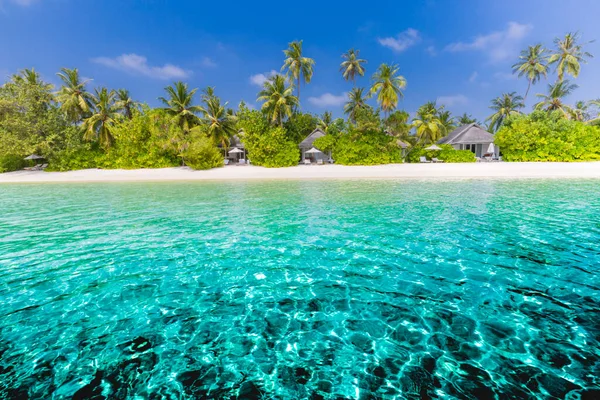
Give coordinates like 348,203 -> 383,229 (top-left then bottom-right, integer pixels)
1,0 -> 599,121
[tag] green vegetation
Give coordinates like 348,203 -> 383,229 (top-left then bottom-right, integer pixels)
2,30 -> 600,172
407,144 -> 476,163
495,111 -> 600,162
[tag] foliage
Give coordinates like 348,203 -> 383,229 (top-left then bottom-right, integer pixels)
458,113 -> 477,125
83,87 -> 120,148
200,91 -> 237,149
284,112 -> 317,143
534,80 -> 578,117
412,102 -> 447,144
340,48 -> 366,85
548,32 -> 593,82
332,130 -> 402,165
486,92 -> 524,132
495,111 -> 600,161
55,68 -> 93,123
344,87 -> 368,122
384,110 -> 411,140
183,134 -> 223,170
0,154 -> 27,173
369,63 -> 406,114
237,108 -> 299,167
512,44 -> 548,99
313,135 -> 337,153
257,74 -> 299,127
407,144 -> 476,163
282,40 -> 315,103
159,81 -> 203,131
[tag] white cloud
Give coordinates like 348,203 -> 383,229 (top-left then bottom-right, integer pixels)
437,95 -> 468,107
308,92 -> 348,108
425,46 -> 437,56
201,57 -> 217,68
468,71 -> 478,83
378,28 -> 421,53
91,54 -> 189,80
249,70 -> 277,86
444,22 -> 533,63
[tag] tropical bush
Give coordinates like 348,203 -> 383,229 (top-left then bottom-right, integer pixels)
407,144 -> 476,163
0,154 -> 27,173
331,130 -> 402,166
237,109 -> 299,167
495,111 -> 600,161
183,136 -> 223,170
312,135 -> 337,153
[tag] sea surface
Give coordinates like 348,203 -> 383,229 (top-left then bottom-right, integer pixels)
0,180 -> 599,399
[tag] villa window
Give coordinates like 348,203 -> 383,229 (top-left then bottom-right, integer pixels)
465,144 -> 476,154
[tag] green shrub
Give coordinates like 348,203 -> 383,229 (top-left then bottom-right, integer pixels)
183,136 -> 223,170
495,111 -> 600,161
238,109 -> 299,167
313,135 -> 336,153
407,144 -> 476,163
0,153 -> 27,173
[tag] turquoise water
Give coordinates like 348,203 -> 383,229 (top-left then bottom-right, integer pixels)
0,180 -> 599,399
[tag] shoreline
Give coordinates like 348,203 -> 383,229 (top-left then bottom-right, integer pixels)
2,162 -> 600,183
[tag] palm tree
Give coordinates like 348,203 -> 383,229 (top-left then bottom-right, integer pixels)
317,111 -> 332,131
587,99 -> 600,125
11,68 -> 53,91
412,102 -> 446,144
281,40 -> 315,105
486,92 -> 525,132
569,100 -> 590,121
115,89 -> 138,119
159,81 -> 203,131
55,68 -> 93,122
438,110 -> 456,133
458,113 -> 477,125
257,74 -> 299,127
344,87 -> 368,122
548,32 -> 593,82
340,48 -> 366,86
534,80 -> 578,117
384,110 -> 411,140
201,94 -> 237,153
369,63 -> 407,116
83,87 -> 119,148
512,44 -> 549,99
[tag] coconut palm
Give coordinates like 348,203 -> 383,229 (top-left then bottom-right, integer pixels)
317,111 -> 333,131
512,44 -> 549,99
55,68 -> 93,122
344,87 -> 368,123
340,48 -> 366,86
412,102 -> 446,144
369,63 -> 407,116
201,94 -> 237,153
11,68 -> 53,91
534,80 -> 578,117
83,87 -> 119,148
548,32 -> 593,82
458,113 -> 477,125
569,100 -> 591,122
159,81 -> 203,131
115,89 -> 138,119
486,92 -> 525,132
438,110 -> 456,133
257,74 -> 299,127
281,40 -> 315,105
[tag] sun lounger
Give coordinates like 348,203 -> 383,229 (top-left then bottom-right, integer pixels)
431,158 -> 444,163
303,159 -> 311,165
419,156 -> 431,163
238,159 -> 246,165
39,164 -> 48,170
317,159 -> 324,165
224,159 -> 230,165
24,164 -> 42,171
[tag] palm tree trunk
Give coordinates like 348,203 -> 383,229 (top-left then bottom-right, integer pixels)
525,80 -> 531,100
297,75 -> 301,107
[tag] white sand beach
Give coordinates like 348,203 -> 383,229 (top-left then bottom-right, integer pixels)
2,162 -> 600,183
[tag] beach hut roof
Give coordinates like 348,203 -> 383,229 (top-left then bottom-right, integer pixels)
438,124 -> 494,145
299,128 -> 326,149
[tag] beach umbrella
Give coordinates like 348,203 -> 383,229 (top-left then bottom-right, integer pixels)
487,143 -> 495,154
305,147 -> 322,154
424,145 -> 442,151
228,148 -> 244,154
24,154 -> 43,160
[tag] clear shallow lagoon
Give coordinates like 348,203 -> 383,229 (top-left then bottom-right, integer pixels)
1,180 -> 599,399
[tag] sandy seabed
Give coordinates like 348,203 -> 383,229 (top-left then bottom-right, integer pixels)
2,162 -> 600,183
